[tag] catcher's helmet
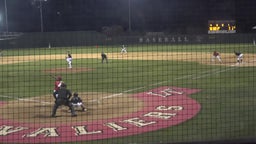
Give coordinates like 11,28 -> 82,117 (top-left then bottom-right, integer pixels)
73,92 -> 78,96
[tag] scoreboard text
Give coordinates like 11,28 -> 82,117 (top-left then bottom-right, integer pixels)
208,20 -> 236,34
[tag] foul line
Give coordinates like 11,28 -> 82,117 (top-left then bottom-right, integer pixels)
0,95 -> 51,104
191,67 -> 237,79
105,67 -> 238,99
174,68 -> 223,80
192,67 -> 236,80
0,67 -> 238,104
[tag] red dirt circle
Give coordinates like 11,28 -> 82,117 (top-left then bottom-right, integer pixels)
0,86 -> 201,144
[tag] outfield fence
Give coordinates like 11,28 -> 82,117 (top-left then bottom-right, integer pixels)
0,32 -> 256,49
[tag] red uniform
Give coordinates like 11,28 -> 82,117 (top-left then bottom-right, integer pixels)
54,80 -> 62,92
53,76 -> 62,99
212,51 -> 222,63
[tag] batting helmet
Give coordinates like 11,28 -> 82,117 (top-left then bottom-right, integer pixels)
56,76 -> 62,81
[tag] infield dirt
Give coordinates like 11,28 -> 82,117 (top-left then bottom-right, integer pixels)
1,52 -> 256,66
1,52 -> 256,123
1,92 -> 144,124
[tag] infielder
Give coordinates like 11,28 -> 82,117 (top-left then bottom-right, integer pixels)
51,83 -> 77,117
234,51 -> 243,64
212,51 -> 222,63
53,76 -> 63,99
66,51 -> 72,68
101,52 -> 108,63
70,92 -> 86,111
121,45 -> 127,54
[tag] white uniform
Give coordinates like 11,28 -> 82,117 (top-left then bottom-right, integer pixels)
237,53 -> 243,60
72,102 -> 83,107
66,54 -> 72,68
235,52 -> 243,64
121,45 -> 127,54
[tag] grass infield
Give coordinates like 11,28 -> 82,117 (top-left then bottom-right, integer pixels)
0,43 -> 255,144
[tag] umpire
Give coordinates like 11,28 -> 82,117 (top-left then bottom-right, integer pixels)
101,52 -> 108,63
51,83 -> 77,117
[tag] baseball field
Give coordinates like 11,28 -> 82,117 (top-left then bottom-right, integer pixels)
0,44 -> 255,144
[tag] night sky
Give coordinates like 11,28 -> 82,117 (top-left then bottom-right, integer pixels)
0,0 -> 256,33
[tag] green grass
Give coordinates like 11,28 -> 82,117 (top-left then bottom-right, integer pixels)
0,44 -> 255,144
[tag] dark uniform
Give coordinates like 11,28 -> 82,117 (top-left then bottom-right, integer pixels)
51,83 -> 77,117
101,52 -> 108,63
70,92 -> 86,111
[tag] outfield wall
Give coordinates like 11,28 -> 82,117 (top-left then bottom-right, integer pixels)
0,31 -> 256,49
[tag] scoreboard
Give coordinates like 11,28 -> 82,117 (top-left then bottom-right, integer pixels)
208,20 -> 236,34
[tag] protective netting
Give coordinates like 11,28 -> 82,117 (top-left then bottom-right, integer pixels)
0,0 -> 255,144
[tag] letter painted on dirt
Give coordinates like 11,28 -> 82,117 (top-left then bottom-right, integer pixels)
0,86 -> 201,143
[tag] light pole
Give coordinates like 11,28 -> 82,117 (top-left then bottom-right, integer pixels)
128,0 -> 131,32
39,0 -> 43,32
4,0 -> 8,32
34,0 -> 47,32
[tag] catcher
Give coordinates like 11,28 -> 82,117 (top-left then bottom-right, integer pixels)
51,83 -> 77,117
70,92 -> 86,111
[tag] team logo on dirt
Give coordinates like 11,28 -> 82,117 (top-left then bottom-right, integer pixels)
0,86 -> 201,143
